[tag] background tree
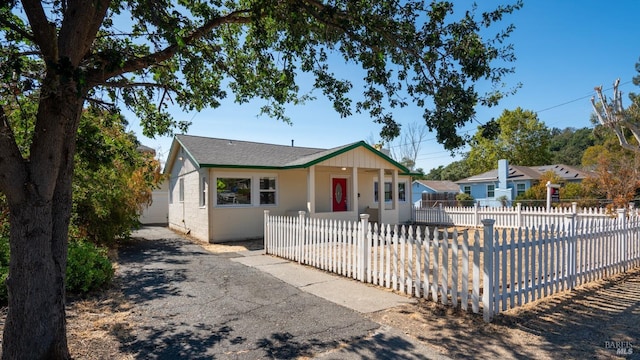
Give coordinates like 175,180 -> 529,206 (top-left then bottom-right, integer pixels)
423,159 -> 471,181
592,76 -> 640,153
581,126 -> 640,209
72,108 -> 163,245
549,127 -> 595,166
390,121 -> 429,171
0,1 -> 521,357
466,107 -> 552,174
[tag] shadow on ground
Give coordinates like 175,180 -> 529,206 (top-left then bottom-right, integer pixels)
496,267 -> 640,359
371,266 -> 640,359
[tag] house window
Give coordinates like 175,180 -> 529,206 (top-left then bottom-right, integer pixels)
516,183 -> 526,196
463,185 -> 471,196
398,182 -> 406,202
487,184 -> 495,198
259,177 -> 276,205
179,178 -> 184,202
200,176 -> 207,207
169,179 -> 174,204
374,181 -> 407,202
217,178 -> 251,205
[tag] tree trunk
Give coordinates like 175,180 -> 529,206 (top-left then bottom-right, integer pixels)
1,92 -> 82,359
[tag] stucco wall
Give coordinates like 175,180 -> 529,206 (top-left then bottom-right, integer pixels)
168,150 -> 209,242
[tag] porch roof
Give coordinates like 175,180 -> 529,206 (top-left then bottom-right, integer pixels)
169,134 -> 412,174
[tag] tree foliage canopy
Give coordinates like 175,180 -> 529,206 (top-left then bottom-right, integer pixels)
466,107 -> 551,174
1,0 -> 521,149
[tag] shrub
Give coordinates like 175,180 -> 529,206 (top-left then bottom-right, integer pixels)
66,240 -> 114,294
456,193 -> 475,207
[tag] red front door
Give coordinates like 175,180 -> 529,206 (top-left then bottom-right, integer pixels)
332,178 -> 348,212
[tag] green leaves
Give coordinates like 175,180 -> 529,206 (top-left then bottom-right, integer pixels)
3,0 -> 521,151
467,107 -> 552,174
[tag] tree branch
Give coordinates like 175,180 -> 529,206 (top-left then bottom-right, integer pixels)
0,15 -> 36,43
58,0 -> 111,65
0,105 -> 27,204
88,9 -> 252,85
21,0 -> 58,60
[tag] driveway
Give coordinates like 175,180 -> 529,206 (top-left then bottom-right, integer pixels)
117,227 -> 446,359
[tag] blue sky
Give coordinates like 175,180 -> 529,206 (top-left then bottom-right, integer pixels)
127,1 -> 640,171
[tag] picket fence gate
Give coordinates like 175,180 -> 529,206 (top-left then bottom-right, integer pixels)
414,202 -> 613,229
263,210 -> 640,321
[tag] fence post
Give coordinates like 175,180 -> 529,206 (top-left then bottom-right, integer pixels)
516,202 -> 522,228
564,213 -> 576,289
617,208 -> 628,272
359,214 -> 370,282
298,211 -> 306,264
264,210 -> 270,255
482,218 -> 495,322
475,203 -> 480,228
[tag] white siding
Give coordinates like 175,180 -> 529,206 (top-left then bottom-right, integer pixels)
168,150 -> 209,241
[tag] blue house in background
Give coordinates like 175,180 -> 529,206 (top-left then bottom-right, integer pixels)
411,180 -> 460,207
456,159 -> 590,207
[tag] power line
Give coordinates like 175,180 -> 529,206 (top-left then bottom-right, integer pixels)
405,80 -> 637,160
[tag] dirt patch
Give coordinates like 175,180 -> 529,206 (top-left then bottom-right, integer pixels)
199,238 -> 264,254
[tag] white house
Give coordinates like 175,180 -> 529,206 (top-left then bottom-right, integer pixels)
164,135 -> 416,243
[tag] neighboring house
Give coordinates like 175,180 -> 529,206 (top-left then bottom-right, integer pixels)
137,144 -> 169,225
456,159 -> 590,207
164,135 -> 415,243
139,180 -> 169,225
411,180 -> 460,207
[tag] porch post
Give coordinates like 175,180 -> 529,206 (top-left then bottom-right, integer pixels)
307,165 -> 316,215
378,168 -> 385,224
352,166 -> 359,214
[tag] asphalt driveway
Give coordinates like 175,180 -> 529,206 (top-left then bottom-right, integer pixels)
117,227 -> 445,359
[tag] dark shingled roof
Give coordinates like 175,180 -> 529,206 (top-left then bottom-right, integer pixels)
457,163 -> 590,184
414,180 -> 460,192
175,134 -> 328,167
172,135 -> 412,173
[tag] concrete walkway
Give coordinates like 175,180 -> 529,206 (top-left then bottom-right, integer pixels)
232,250 -> 415,314
123,226 -> 449,359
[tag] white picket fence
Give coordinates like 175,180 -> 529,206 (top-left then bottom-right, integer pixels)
263,209 -> 640,321
414,202 -> 614,229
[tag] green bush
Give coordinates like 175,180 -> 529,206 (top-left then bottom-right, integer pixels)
456,193 -> 475,207
65,240 -> 114,294
0,237 -> 114,305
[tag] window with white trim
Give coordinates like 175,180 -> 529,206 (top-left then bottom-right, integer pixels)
487,184 -> 495,198
374,181 -> 408,202
217,178 -> 251,205
463,185 -> 471,196
169,179 -> 174,204
200,176 -> 207,207
516,183 -> 526,196
215,174 -> 277,207
259,177 -> 276,205
179,178 -> 185,202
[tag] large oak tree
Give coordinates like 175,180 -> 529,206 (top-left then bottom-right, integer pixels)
0,1 -> 521,358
